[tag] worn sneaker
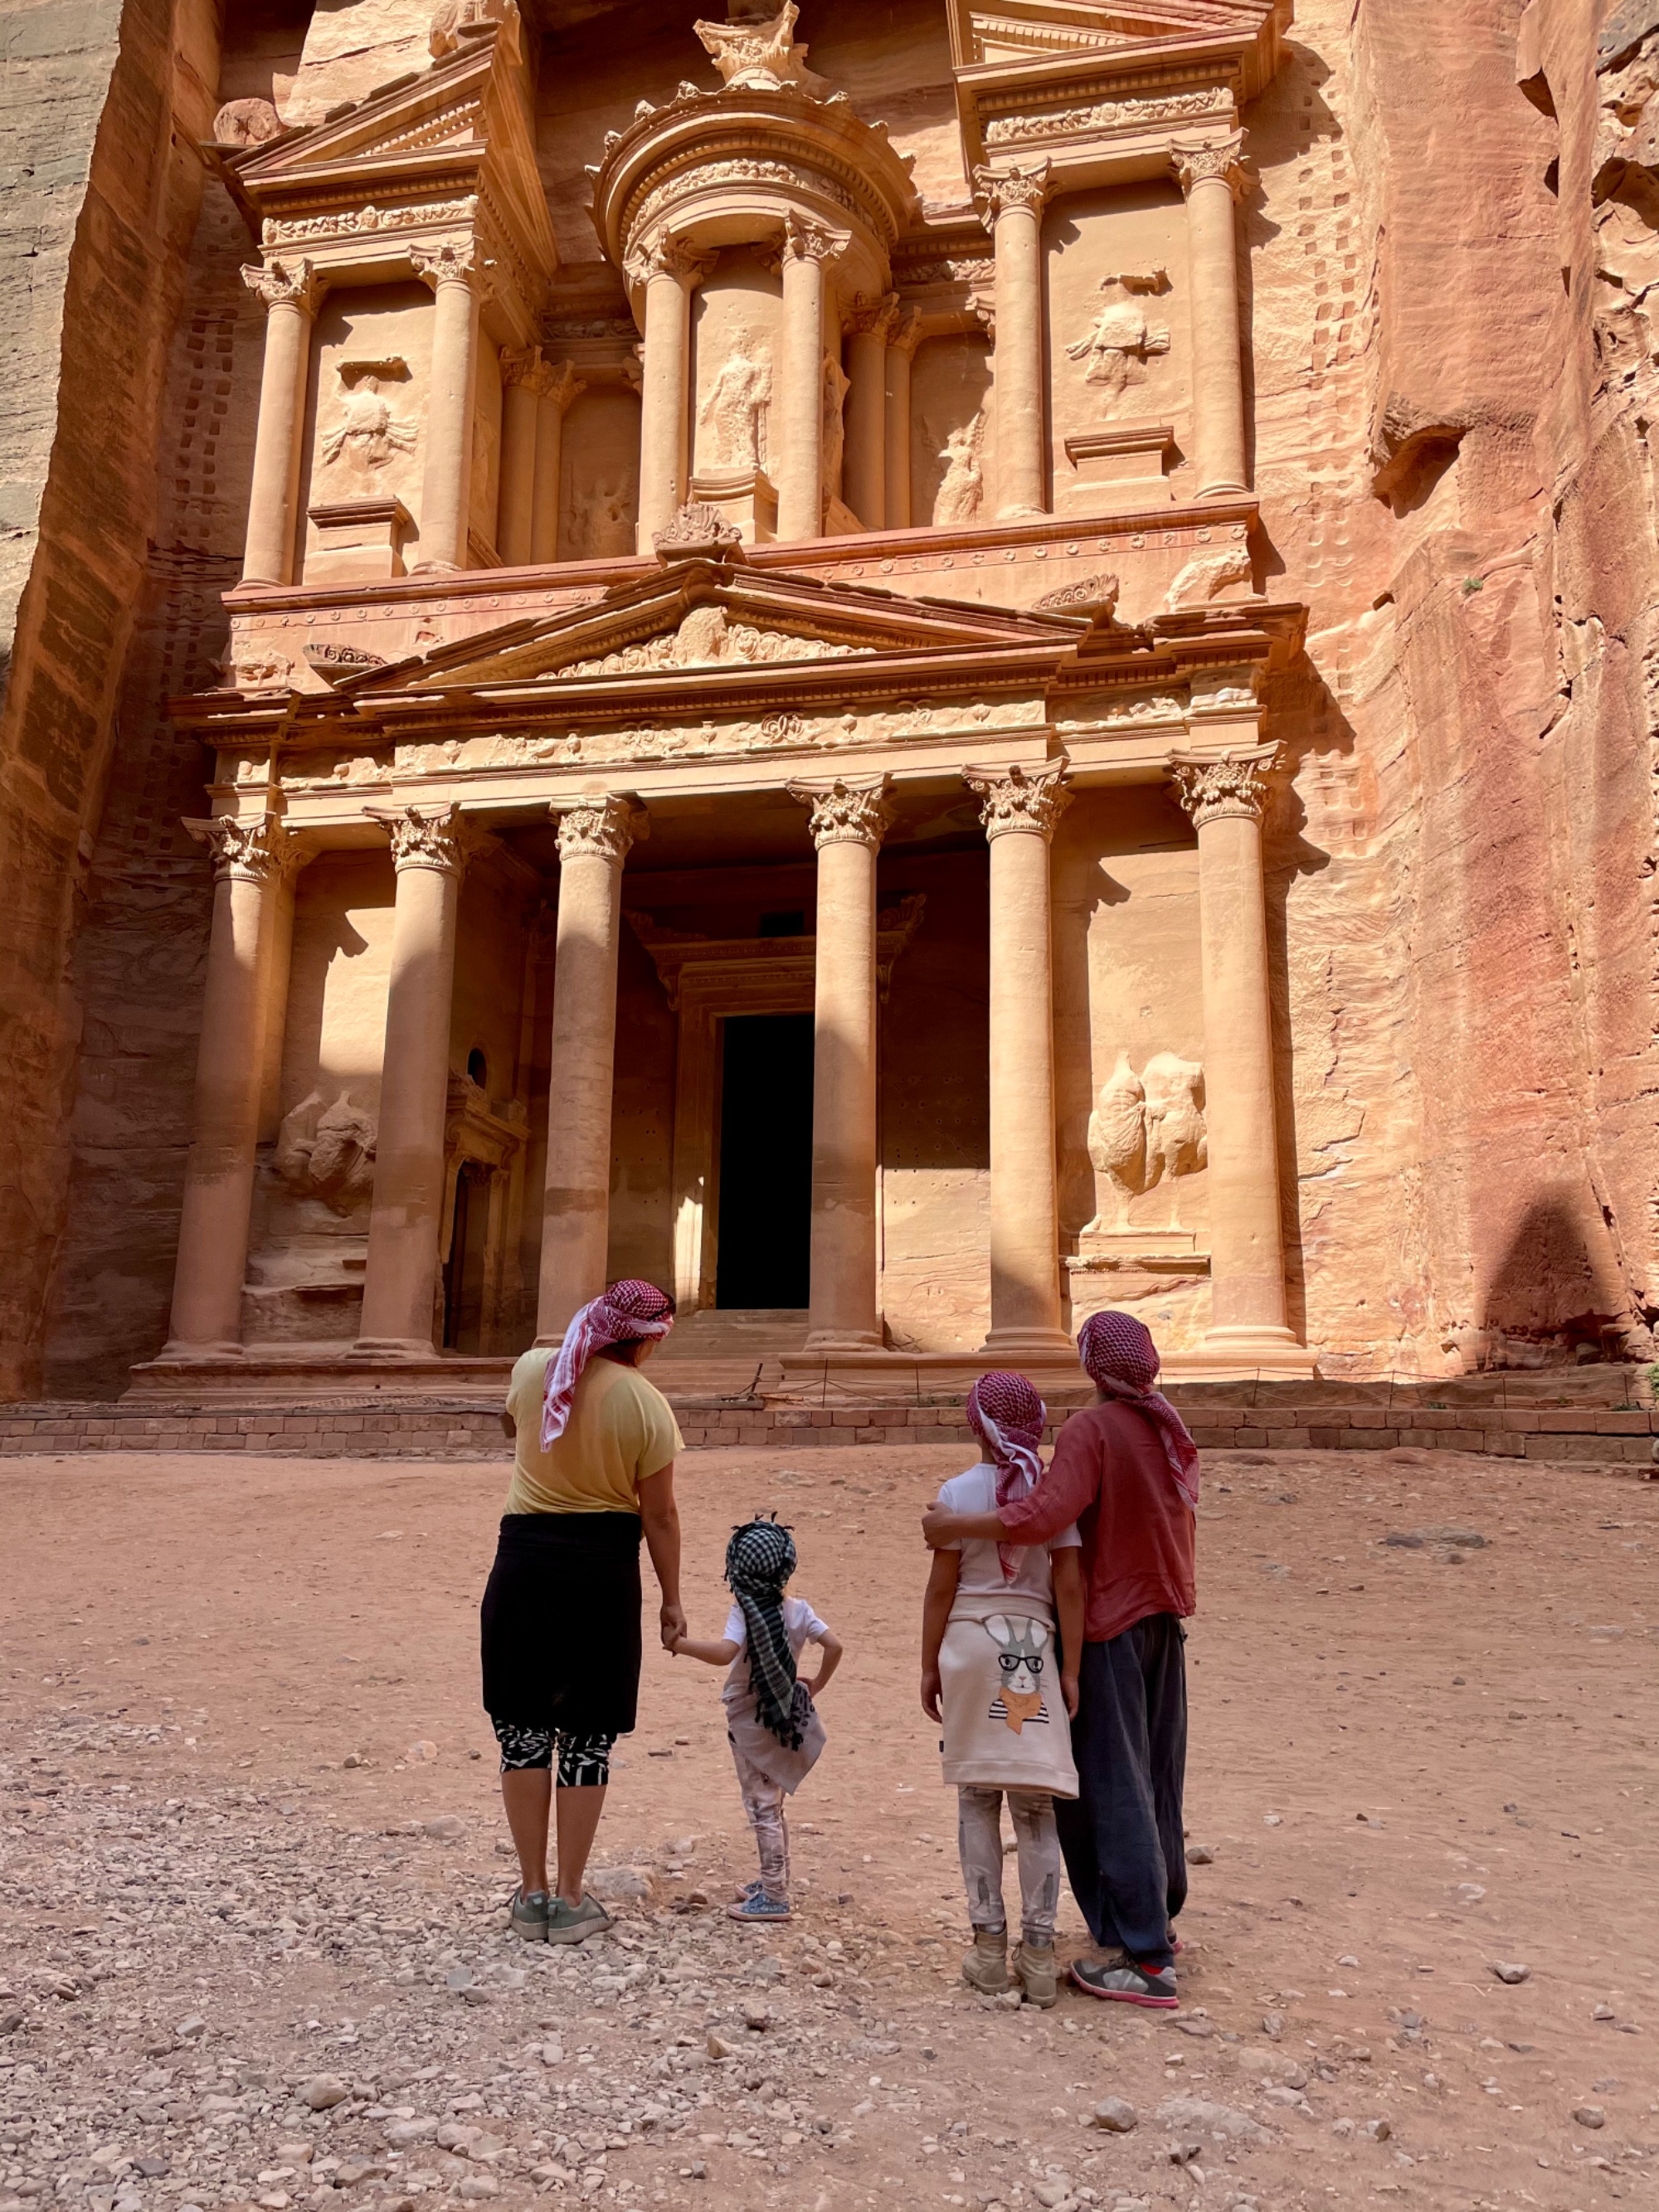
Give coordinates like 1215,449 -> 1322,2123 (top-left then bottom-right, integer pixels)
1069,1956 -> 1179,2008
507,1888 -> 550,1942
727,1891 -> 791,1922
962,1928 -> 1011,1995
1014,1939 -> 1058,2008
547,1893 -> 613,1946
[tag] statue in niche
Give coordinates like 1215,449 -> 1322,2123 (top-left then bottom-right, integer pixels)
821,351 -> 849,499
275,1091 -> 377,1212
568,474 -> 635,558
697,329 -> 771,469
1065,270 -> 1171,407
932,411 -> 985,524
693,2 -> 830,95
319,362 -> 417,477
1084,1049 -> 1207,1231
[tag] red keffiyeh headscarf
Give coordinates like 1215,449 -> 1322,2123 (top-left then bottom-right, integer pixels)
1077,1309 -> 1200,1510
966,1369 -> 1048,1584
541,1279 -> 676,1448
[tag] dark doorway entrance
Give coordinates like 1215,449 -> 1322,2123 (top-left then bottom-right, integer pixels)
442,1161 -> 491,1351
715,1012 -> 814,1308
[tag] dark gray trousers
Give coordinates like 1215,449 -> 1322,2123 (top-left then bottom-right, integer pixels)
1054,1612 -> 1188,1970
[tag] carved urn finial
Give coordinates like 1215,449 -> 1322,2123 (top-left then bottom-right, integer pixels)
693,2 -> 829,95
651,501 -> 744,565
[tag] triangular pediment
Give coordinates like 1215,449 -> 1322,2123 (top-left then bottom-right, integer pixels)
348,563 -> 1089,700
949,0 -> 1287,113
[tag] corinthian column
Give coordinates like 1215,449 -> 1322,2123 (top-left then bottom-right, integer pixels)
496,347 -> 543,567
411,241 -> 484,572
962,763 -> 1073,1352
1173,136 -> 1250,499
776,213 -> 842,543
162,816 -> 294,1357
533,360 -> 584,563
632,235 -> 708,550
788,775 -> 893,1350
1172,753 -> 1297,1357
536,797 -> 644,1341
883,307 -> 922,530
973,161 -> 1051,519
844,295 -> 894,530
239,259 -> 320,586
353,806 -> 471,1357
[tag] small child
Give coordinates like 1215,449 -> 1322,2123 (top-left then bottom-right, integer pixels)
673,1517 -> 841,1922
921,1372 -> 1084,2006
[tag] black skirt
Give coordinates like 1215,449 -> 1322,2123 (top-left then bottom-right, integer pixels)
479,1512 -> 645,1735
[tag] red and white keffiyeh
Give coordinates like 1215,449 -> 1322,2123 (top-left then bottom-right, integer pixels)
966,1369 -> 1048,1584
541,1279 -> 676,1448
1076,1308 -> 1200,1510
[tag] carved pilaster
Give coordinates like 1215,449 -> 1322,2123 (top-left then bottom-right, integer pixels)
554,794 -> 644,867
961,762 -> 1072,841
183,814 -> 288,882
240,256 -> 322,315
972,159 -> 1052,231
367,802 -> 473,876
1172,133 -> 1250,201
788,773 -> 895,850
1170,752 -> 1276,827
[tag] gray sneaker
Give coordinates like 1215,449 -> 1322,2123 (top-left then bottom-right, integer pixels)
547,1893 -> 613,1946
1068,1956 -> 1178,2008
508,1888 -> 550,1942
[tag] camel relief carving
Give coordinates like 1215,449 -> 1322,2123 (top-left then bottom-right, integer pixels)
1084,1049 -> 1207,1231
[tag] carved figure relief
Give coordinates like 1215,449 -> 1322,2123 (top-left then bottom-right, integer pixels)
215,644 -> 293,693
933,412 -> 985,524
693,2 -> 830,95
548,605 -> 870,680
319,363 -> 417,478
822,351 -> 850,499
567,474 -> 635,558
275,1092 -> 378,1212
1065,272 -> 1171,406
1085,1050 -> 1207,1231
697,330 -> 772,469
1164,545 -> 1253,611
213,98 -> 282,147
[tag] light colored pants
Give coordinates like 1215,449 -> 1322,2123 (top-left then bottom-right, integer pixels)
732,1738 -> 791,1902
958,1785 -> 1061,1943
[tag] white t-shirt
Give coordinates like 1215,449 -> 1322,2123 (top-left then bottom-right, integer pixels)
936,1462 -> 1081,1604
722,1595 -> 830,1701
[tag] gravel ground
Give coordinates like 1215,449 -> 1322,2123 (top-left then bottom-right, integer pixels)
0,1440 -> 1656,2212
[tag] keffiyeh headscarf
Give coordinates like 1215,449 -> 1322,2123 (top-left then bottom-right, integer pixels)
540,1278 -> 675,1449
966,1370 -> 1048,1585
726,1517 -> 807,1749
1077,1309 -> 1200,1510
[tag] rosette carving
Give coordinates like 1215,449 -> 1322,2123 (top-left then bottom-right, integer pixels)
787,773 -> 894,850
961,762 -> 1072,840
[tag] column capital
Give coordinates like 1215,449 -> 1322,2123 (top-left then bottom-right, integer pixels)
788,773 -> 895,850
972,158 -> 1052,231
554,793 -> 645,867
626,230 -> 714,289
241,256 -> 321,315
1170,749 -> 1277,826
1172,133 -> 1251,200
778,210 -> 847,269
367,802 -> 474,876
887,304 -> 925,359
410,239 -> 488,296
962,761 -> 1072,840
541,358 -> 586,413
183,813 -> 291,882
847,290 -> 900,342
500,343 -> 544,391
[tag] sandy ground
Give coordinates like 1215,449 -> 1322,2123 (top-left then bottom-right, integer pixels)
1,1440 -> 1656,2212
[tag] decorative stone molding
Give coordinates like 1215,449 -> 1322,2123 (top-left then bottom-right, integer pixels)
778,209 -> 845,267
1172,134 -> 1250,200
183,814 -> 289,883
787,773 -> 895,850
961,760 -> 1072,840
554,794 -> 645,866
1034,572 -> 1120,617
972,159 -> 1052,227
651,502 -> 744,563
241,256 -> 321,315
1170,753 -> 1276,827
409,239 -> 484,294
985,90 -> 1231,148
367,802 -> 472,875
261,197 -> 479,248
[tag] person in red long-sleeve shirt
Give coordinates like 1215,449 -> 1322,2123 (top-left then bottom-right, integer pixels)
922,1310 -> 1198,2009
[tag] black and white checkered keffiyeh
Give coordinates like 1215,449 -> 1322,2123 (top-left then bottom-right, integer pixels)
725,1518 -> 805,1749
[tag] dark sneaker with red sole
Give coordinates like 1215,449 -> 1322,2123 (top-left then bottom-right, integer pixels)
1069,1957 -> 1179,2008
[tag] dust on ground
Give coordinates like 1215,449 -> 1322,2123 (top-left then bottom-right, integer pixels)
1,1441 -> 1655,2212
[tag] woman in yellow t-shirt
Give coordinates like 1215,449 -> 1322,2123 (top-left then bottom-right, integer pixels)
482,1279 -> 685,1945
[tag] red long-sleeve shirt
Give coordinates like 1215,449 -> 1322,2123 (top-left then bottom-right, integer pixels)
997,1400 -> 1196,1643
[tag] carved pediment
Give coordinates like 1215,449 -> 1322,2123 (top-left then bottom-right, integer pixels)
541,605 -> 873,681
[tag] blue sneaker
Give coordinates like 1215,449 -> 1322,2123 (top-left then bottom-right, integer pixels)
726,1891 -> 791,1922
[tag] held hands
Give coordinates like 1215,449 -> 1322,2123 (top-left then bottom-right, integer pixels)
659,1601 -> 688,1651
920,1665 -> 943,1724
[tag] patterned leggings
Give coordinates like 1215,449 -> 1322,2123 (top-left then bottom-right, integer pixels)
957,1786 -> 1062,1943
491,1718 -> 615,1788
730,1737 -> 791,1902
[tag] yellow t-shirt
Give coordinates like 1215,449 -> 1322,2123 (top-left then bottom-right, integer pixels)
503,1350 -> 684,1517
